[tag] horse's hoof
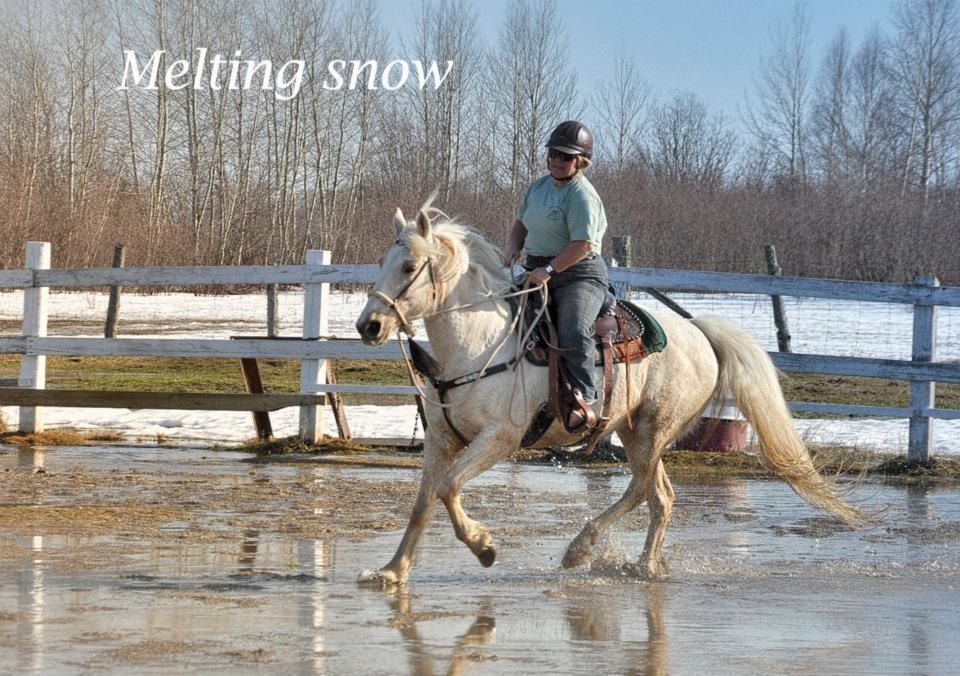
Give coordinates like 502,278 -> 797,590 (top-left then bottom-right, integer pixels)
477,545 -> 497,567
357,568 -> 405,589
639,559 -> 670,580
561,547 -> 589,569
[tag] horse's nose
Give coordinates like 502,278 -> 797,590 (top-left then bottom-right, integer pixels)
357,318 -> 382,342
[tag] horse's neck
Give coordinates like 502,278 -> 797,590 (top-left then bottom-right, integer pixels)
423,276 -> 515,377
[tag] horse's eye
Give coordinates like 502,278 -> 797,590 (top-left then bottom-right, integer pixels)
402,261 -> 417,275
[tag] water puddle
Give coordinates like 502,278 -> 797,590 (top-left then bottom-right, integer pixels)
1,446 -> 960,672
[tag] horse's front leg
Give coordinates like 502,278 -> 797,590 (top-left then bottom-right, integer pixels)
360,432 -> 459,588
437,426 -> 524,568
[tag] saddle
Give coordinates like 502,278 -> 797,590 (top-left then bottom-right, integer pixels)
404,287 -> 667,453
521,290 -> 667,451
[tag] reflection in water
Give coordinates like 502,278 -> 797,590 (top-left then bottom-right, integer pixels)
297,538 -> 332,674
16,534 -> 45,673
564,584 -> 667,676
16,446 -> 45,470
907,610 -> 931,673
387,592 -> 496,676
237,529 -> 259,572
906,484 -> 933,523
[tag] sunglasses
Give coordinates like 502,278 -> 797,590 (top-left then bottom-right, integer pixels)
548,148 -> 577,162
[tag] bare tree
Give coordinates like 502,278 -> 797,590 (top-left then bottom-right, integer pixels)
646,91 -> 737,188
810,28 -> 850,180
845,28 -> 897,187
493,0 -> 578,193
742,2 -> 812,181
403,0 -> 480,200
890,0 -> 960,202
593,53 -> 653,172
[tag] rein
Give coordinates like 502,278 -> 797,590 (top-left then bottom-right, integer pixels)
369,240 -> 549,445
397,281 -> 547,408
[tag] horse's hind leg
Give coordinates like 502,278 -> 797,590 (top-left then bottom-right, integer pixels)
562,421 -> 676,578
561,422 -> 657,569
561,469 -> 648,569
638,459 -> 675,578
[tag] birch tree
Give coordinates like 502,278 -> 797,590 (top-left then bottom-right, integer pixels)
742,3 -> 812,182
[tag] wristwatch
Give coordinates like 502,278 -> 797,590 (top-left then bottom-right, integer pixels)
544,263 -> 555,275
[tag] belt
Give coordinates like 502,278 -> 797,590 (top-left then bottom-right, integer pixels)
526,253 -> 598,268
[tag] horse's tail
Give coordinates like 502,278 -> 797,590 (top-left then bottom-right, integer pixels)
691,315 -> 865,526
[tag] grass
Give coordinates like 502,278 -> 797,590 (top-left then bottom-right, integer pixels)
0,428 -> 124,446
0,355 -> 411,405
781,372 -> 960,415
3,354 -> 960,479
2,354 -> 958,410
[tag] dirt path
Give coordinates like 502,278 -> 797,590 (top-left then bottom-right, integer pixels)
2,445 -> 960,673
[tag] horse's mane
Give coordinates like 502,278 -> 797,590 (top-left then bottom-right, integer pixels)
399,197 -> 512,303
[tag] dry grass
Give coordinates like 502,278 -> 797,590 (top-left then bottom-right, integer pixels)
239,435 -> 382,456
0,428 -> 124,446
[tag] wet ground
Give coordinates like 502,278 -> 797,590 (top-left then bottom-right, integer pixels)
2,446 -> 960,674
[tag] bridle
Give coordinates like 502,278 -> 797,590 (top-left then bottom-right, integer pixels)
365,242 -> 550,444
367,257 -> 437,336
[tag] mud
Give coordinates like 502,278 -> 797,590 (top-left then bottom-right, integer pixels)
2,444 -> 960,673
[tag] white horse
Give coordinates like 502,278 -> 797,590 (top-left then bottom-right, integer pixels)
355,204 -> 863,587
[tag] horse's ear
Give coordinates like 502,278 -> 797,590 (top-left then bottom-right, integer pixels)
416,209 -> 432,240
393,208 -> 405,237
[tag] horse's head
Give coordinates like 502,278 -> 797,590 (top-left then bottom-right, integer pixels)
356,207 -> 446,345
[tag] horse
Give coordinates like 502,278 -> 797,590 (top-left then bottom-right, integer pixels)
355,202 -> 864,587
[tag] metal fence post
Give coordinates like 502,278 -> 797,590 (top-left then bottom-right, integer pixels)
299,250 -> 331,443
18,242 -> 51,433
908,275 -> 939,464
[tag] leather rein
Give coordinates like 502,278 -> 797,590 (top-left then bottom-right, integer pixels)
369,258 -> 542,445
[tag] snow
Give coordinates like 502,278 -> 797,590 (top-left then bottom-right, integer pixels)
1,289 -> 958,454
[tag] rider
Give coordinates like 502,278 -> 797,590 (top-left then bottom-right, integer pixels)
505,120 -> 609,430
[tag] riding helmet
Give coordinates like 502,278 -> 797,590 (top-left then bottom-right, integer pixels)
545,120 -> 594,159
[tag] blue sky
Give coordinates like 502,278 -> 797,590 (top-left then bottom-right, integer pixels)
384,0 -> 900,123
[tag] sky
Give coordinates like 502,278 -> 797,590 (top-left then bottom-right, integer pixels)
382,0 -> 900,124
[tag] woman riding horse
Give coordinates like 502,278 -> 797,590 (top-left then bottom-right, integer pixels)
506,120 -> 608,431
356,204 -> 863,588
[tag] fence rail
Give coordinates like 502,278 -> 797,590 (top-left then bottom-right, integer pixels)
1,241 -> 958,462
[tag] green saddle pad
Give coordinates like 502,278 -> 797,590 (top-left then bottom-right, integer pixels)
618,299 -> 668,355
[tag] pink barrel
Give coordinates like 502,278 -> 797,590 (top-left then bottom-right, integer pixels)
677,401 -> 748,454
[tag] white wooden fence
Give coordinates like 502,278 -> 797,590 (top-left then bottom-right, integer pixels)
1,241 -> 959,462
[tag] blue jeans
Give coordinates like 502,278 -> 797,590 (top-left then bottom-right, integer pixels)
545,255 -> 609,402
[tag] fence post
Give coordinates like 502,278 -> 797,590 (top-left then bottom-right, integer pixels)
908,275 -> 939,464
299,250 -> 331,443
104,243 -> 125,338
609,235 -> 631,300
266,283 -> 279,337
765,244 -> 792,352
18,242 -> 51,433
612,235 -> 632,267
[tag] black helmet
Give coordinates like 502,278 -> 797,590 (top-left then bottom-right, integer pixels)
545,120 -> 594,159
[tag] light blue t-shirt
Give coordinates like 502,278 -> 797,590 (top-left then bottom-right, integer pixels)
515,174 -> 607,256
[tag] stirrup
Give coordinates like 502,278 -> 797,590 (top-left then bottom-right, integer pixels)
564,391 -> 597,432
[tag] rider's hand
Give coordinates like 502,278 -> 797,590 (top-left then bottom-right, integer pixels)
528,267 -> 551,286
